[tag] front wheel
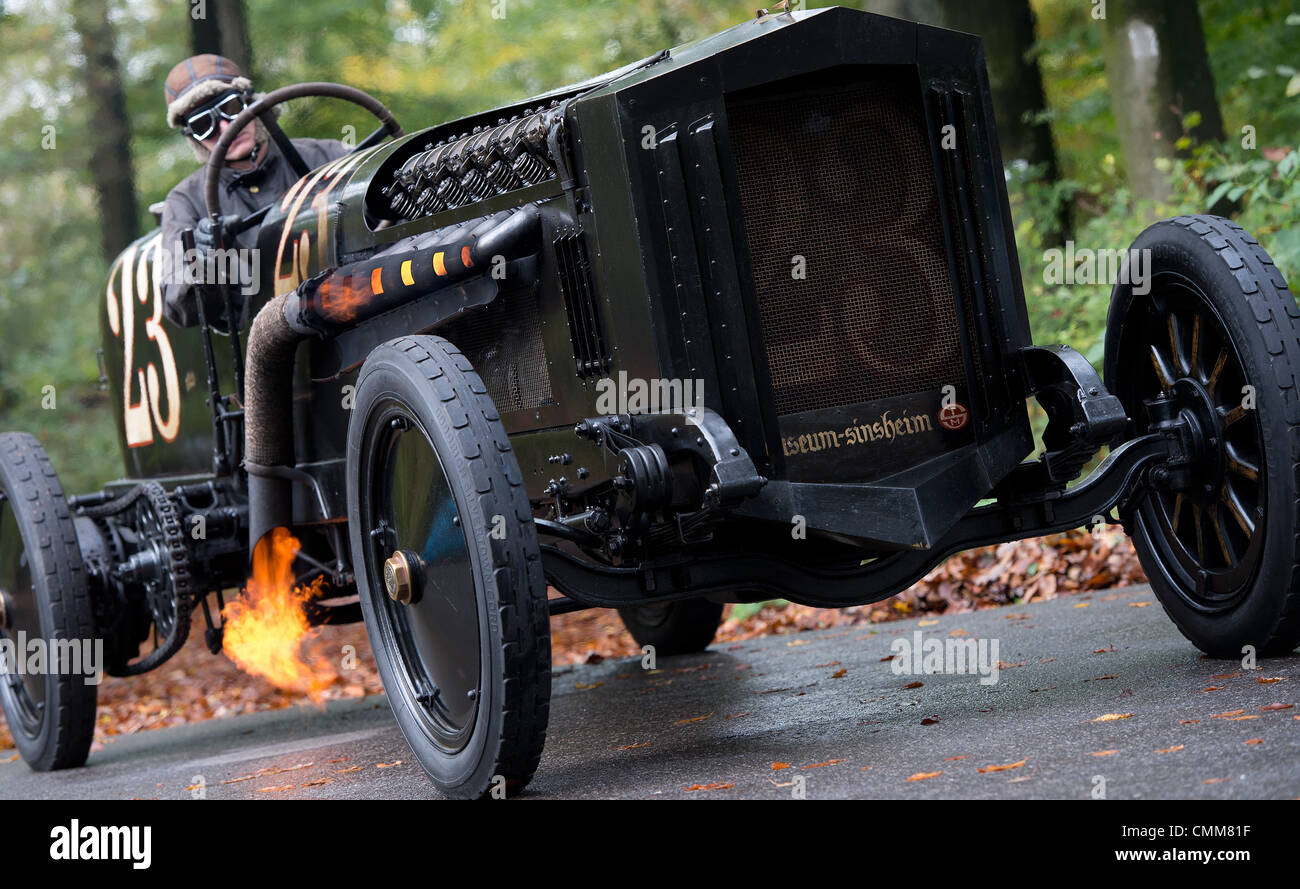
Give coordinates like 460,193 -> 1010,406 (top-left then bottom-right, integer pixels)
347,336 -> 550,798
1105,215 -> 1300,657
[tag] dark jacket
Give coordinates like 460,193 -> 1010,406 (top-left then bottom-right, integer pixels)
159,137 -> 349,327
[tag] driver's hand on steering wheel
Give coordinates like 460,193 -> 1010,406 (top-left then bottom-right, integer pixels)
194,215 -> 222,252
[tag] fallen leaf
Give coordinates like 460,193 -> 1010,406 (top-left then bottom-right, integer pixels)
945,755 -> 970,761
949,629 -> 969,637
675,712 -> 714,725
1156,745 -> 1183,754
376,760 -> 403,768
335,765 -> 364,774
683,782 -> 734,791
256,784 -> 296,793
1179,719 -> 1201,724
575,681 -> 604,690
918,619 -> 938,627
920,716 -> 940,725
724,712 -> 749,719
1245,738 -> 1263,746
831,668 -> 847,679
906,771 -> 943,782
977,758 -> 1027,773
904,681 -> 924,689
1128,602 -> 1151,608
1257,676 -> 1286,684
879,654 -> 899,662
1090,750 -> 1119,757
221,774 -> 260,785
618,742 -> 653,750
786,639 -> 809,647
1211,710 -> 1245,719
1085,674 -> 1119,682
1210,672 -> 1240,680
1201,778 -> 1229,785
1260,702 -> 1294,711
1074,602 -> 1090,609
771,762 -> 790,770
801,759 -> 844,769
1092,713 -> 1133,722
1225,715 -> 1260,721
1201,686 -> 1224,692
302,777 -> 333,787
815,661 -> 841,668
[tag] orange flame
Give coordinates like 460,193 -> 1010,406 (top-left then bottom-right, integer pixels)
222,527 -> 335,701
315,273 -> 372,323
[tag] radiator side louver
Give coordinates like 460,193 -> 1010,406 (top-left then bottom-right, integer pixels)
554,227 -> 612,378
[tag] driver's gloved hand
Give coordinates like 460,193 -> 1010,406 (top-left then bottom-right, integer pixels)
194,215 -> 222,252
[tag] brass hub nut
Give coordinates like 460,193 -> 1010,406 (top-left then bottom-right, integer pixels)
384,551 -> 415,605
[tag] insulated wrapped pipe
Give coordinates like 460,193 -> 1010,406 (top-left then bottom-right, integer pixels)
243,292 -> 301,554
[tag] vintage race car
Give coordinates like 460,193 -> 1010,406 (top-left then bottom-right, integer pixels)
2,6 -> 1297,797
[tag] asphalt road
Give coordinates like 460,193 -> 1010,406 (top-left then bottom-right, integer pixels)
2,584 -> 1297,800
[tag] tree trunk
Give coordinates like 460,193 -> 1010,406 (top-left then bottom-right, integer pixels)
189,0 -> 253,76
1101,0 -> 1225,204
68,0 -> 138,261
941,0 -> 1059,178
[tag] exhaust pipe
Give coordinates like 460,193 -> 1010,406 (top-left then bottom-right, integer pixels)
243,206 -> 540,558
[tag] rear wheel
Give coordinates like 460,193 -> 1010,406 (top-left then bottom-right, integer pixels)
0,432 -> 97,770
617,598 -> 725,656
347,336 -> 550,798
1105,215 -> 1300,657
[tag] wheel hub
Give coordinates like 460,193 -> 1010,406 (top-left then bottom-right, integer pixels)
1161,376 -> 1226,501
384,550 -> 419,605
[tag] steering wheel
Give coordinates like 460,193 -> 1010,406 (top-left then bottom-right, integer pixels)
204,81 -> 404,221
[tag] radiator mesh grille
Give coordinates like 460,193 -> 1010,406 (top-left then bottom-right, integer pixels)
727,69 -> 964,416
441,285 -> 553,413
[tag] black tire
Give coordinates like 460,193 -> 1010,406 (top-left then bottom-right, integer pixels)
0,432 -> 97,770
1104,215 -> 1300,657
617,598 -> 724,657
347,335 -> 550,798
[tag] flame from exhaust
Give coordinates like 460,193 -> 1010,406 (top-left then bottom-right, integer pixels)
222,527 -> 335,701
315,273 -> 371,323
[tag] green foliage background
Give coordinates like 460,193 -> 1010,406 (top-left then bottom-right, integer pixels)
0,0 -> 1295,493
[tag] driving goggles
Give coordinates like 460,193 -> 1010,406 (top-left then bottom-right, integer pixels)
183,90 -> 251,142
